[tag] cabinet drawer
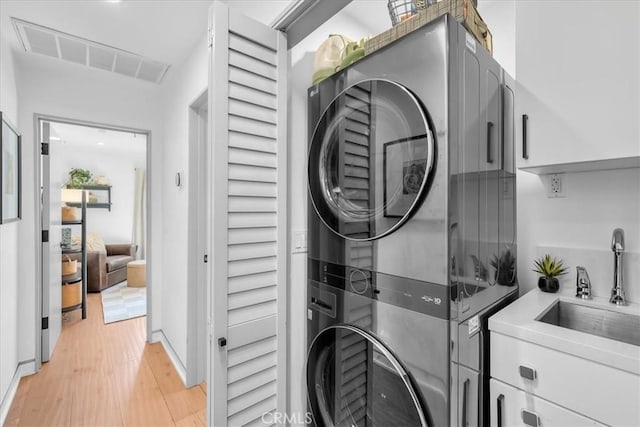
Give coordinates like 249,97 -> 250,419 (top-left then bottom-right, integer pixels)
490,379 -> 604,427
491,332 -> 640,426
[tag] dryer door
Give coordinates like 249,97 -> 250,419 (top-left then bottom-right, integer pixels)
307,325 -> 430,427
308,79 -> 436,241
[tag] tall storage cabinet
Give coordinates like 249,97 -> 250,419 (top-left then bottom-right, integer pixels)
515,0 -> 640,169
61,194 -> 87,319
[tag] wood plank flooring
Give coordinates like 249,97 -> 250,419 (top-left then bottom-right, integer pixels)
4,293 -> 206,426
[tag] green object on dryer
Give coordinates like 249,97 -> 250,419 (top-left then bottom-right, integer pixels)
312,68 -> 338,85
336,45 -> 365,72
311,34 -> 353,85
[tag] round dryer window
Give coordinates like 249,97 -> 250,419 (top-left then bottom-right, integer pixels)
308,79 -> 436,241
307,325 -> 430,426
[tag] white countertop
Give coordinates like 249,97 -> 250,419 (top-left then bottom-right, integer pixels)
489,288 -> 640,375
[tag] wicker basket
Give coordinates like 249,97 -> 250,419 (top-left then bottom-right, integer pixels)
62,281 -> 82,309
62,206 -> 77,221
366,0 -> 492,56
62,256 -> 78,276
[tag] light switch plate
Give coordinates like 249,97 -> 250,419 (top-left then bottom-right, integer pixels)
292,230 -> 307,253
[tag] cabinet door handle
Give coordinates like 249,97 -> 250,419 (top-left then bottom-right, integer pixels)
462,378 -> 470,427
497,394 -> 504,427
522,114 -> 529,160
519,365 -> 537,381
487,121 -> 494,164
521,409 -> 540,427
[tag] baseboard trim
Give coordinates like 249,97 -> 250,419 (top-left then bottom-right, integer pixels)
151,329 -> 187,386
0,360 -> 37,425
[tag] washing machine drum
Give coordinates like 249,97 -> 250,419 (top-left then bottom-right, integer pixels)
308,79 -> 436,241
307,325 -> 430,427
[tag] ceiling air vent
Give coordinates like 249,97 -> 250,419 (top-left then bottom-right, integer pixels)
12,17 -> 170,84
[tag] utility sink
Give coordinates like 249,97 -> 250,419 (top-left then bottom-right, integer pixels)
537,300 -> 640,347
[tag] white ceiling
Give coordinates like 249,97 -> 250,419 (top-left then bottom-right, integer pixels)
0,0 -> 213,66
50,121 -> 146,155
0,0 -> 295,83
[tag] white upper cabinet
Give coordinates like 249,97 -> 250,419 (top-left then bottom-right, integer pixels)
515,0 -> 640,170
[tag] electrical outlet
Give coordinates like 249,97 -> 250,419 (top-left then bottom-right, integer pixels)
547,173 -> 567,198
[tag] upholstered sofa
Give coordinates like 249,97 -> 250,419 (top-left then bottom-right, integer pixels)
89,244 -> 136,292
68,241 -> 136,292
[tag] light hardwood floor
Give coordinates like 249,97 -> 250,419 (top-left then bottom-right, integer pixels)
4,293 -> 206,426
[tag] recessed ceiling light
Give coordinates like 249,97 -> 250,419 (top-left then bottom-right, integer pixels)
97,142 -> 105,146
50,136 -> 61,141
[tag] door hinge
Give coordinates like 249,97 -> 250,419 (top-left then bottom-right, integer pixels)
42,317 -> 49,330
208,27 -> 213,48
41,142 -> 49,155
42,230 -> 49,243
204,254 -> 208,263
218,337 -> 227,348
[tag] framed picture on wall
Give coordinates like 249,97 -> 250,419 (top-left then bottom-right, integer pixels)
1,111 -> 22,224
383,135 -> 429,218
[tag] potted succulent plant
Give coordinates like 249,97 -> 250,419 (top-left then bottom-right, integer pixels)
533,254 -> 568,293
490,249 -> 517,286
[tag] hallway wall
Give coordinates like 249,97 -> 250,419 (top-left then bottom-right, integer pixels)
157,30 -> 208,375
14,52 -> 164,364
0,32 -> 20,420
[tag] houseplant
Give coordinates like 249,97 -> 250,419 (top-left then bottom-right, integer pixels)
490,249 -> 517,286
532,254 -> 568,293
67,168 -> 92,189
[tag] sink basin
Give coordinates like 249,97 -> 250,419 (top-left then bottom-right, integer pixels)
537,301 -> 640,346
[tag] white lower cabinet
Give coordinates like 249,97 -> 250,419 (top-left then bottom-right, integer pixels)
490,379 -> 605,427
490,332 -> 640,426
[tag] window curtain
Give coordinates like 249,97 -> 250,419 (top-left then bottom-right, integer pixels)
132,168 -> 146,259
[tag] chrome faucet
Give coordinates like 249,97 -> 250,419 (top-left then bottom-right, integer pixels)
576,266 -> 591,299
609,228 -> 626,305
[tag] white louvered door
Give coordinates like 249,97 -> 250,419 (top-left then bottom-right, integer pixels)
208,3 -> 287,426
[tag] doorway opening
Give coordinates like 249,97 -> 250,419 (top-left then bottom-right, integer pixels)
187,90 -> 208,387
37,115 -> 151,364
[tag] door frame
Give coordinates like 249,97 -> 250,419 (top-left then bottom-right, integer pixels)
187,90 -> 209,387
34,113 -> 153,369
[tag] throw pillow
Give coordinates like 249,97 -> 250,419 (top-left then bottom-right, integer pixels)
87,233 -> 107,253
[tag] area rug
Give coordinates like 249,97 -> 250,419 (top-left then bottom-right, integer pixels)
101,281 -> 146,324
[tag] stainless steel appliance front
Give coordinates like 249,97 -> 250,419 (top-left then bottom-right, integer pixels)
307,278 -> 449,427
307,15 -> 518,427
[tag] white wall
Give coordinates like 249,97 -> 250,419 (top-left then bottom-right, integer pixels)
52,143 -> 146,244
0,32 -> 20,418
14,53 -> 164,363
158,33 -> 208,370
477,0 -> 516,78
518,169 -> 640,301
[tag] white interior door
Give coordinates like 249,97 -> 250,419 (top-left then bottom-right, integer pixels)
208,2 -> 287,425
41,120 -> 62,362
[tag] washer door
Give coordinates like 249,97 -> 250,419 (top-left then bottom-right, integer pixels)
308,79 -> 435,241
307,325 -> 430,427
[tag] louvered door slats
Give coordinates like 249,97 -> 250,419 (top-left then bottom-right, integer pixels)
211,5 -> 285,425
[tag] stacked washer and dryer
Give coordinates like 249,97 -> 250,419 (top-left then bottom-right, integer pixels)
306,15 -> 517,427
